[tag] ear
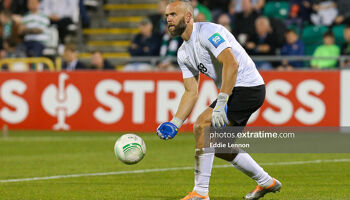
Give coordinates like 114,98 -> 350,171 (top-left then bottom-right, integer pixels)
186,12 -> 192,23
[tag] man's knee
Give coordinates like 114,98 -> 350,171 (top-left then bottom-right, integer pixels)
193,120 -> 206,136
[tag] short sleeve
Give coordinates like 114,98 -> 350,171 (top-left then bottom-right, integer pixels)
199,24 -> 230,58
178,56 -> 195,79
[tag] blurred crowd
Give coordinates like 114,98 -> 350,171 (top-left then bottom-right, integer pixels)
128,0 -> 350,71
1,0 -> 350,71
0,0 -> 96,70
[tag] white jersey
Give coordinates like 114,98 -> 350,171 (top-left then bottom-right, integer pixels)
22,12 -> 49,43
177,22 -> 264,88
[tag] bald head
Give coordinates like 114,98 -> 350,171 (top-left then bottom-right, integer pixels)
168,0 -> 194,18
165,0 -> 194,37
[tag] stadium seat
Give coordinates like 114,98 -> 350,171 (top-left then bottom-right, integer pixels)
43,26 -> 59,56
305,44 -> 319,55
263,1 -> 290,19
332,25 -> 346,45
301,25 -> 328,45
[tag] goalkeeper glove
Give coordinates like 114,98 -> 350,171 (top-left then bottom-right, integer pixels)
156,117 -> 183,140
211,92 -> 229,128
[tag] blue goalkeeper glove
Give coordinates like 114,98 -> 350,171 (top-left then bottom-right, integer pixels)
156,117 -> 183,140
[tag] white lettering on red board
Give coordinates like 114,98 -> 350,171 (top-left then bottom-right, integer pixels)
0,80 -> 28,124
248,79 -> 325,125
124,81 -> 154,124
94,79 -> 124,124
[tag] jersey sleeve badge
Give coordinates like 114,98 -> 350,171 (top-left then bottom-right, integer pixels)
208,33 -> 225,48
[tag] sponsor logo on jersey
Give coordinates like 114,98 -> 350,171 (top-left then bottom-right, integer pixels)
208,33 -> 225,48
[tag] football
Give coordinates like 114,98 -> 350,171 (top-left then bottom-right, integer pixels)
114,134 -> 146,165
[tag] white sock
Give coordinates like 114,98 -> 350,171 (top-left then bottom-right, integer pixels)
193,148 -> 214,196
231,150 -> 273,187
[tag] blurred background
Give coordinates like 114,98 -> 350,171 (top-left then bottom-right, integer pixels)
1,0 -> 350,71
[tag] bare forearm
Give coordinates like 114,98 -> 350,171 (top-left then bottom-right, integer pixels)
174,91 -> 198,121
220,62 -> 238,95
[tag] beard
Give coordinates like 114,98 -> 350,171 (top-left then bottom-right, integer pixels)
168,17 -> 187,37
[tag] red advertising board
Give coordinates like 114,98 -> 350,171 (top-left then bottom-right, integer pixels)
246,71 -> 340,127
0,71 -> 340,132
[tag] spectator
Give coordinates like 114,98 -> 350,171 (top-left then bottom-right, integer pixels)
62,43 -> 86,70
1,38 -> 27,71
334,0 -> 350,25
0,10 -> 22,51
269,18 -> 287,48
233,0 -> 260,45
195,12 -> 207,22
204,0 -> 230,21
311,31 -> 340,69
217,13 -> 232,32
0,0 -> 28,16
3,38 -> 26,58
148,0 -> 167,35
157,27 -> 182,71
289,0 -> 313,22
129,18 -> 161,57
124,18 -> 161,71
191,0 -> 212,22
278,29 -> 305,70
79,0 -> 90,28
245,16 -> 280,69
21,0 -> 49,57
230,0 -> 265,14
341,26 -> 350,68
311,0 -> 337,26
91,51 -> 114,70
40,0 -> 79,44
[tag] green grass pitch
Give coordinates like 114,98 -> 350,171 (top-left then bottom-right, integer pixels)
0,131 -> 349,200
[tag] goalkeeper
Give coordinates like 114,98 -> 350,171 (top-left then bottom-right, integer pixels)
157,1 -> 281,200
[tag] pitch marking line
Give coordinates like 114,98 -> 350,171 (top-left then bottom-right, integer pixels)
1,158 -> 349,183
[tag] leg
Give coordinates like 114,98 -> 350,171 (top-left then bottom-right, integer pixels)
30,41 -> 44,57
214,125 -> 280,200
193,107 -> 212,149
191,107 -> 214,198
214,123 -> 274,188
54,18 -> 73,44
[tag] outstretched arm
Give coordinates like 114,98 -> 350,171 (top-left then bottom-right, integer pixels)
156,75 -> 199,139
173,75 -> 199,122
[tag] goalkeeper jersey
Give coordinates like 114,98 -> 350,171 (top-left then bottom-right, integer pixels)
177,22 -> 264,88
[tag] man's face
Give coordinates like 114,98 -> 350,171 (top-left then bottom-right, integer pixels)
324,36 -> 334,45
91,53 -> 103,68
140,23 -> 153,36
255,19 -> 269,36
28,0 -> 39,12
165,2 -> 187,37
63,49 -> 75,62
242,0 -> 252,12
286,31 -> 298,44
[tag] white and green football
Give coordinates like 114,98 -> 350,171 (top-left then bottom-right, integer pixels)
114,134 -> 146,165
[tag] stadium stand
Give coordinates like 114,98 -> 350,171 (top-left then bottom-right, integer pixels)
263,1 -> 290,20
81,0 -> 159,69
1,0 -> 350,70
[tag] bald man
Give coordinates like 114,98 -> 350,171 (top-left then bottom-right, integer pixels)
156,1 -> 281,200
